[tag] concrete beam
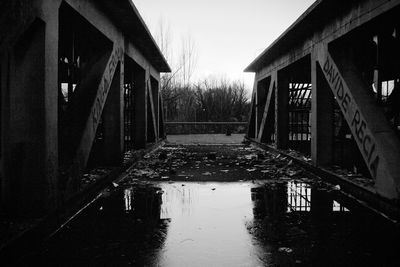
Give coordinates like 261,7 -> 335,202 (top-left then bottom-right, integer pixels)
147,77 -> 158,142
151,77 -> 160,140
311,49 -> 334,166
101,62 -> 124,165
257,72 -> 276,142
275,71 -> 289,149
2,18 -> 48,215
133,66 -> 147,149
252,0 -> 400,81
246,79 -> 257,139
64,0 -> 161,80
67,43 -> 123,195
316,43 -> 400,199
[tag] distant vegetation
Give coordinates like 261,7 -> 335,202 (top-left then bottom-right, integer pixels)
155,18 -> 250,123
161,77 -> 250,122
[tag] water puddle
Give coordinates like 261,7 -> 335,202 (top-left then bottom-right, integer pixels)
24,180 -> 399,266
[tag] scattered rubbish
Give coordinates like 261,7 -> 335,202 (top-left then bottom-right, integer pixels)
278,247 -> 293,253
333,184 -> 341,190
245,154 -> 257,160
211,188 -> 216,191
202,172 -> 212,176
112,182 -> 119,188
246,168 -> 256,172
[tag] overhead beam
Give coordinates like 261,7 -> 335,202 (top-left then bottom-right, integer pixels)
251,0 -> 400,80
64,0 -> 160,79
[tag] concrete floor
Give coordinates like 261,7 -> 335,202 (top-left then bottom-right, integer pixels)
166,134 -> 245,144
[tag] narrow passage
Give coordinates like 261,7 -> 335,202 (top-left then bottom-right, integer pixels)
22,144 -> 399,266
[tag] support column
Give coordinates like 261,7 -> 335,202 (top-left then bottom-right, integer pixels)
246,79 -> 257,139
311,51 -> 334,166
3,18 -> 50,215
276,71 -> 289,149
256,79 -> 267,136
102,63 -> 123,165
258,73 -> 276,143
159,95 -> 166,139
43,1 -> 60,211
151,77 -> 159,140
146,76 -> 157,143
133,66 -> 146,149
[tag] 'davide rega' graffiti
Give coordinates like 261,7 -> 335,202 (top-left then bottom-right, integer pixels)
91,46 -> 123,133
322,53 -> 380,178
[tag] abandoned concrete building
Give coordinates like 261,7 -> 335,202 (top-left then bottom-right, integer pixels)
246,0 -> 400,205
0,0 -> 170,216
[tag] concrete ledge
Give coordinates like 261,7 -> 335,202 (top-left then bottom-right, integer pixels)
0,140 -> 164,262
247,137 -> 400,224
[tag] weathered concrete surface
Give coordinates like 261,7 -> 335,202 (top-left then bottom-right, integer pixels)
246,0 -> 400,200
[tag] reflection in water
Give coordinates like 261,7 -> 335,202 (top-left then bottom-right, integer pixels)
22,185 -> 167,266
155,182 -> 270,267
287,181 -> 311,212
123,188 -> 133,212
333,200 -> 349,212
23,181 -> 399,266
250,180 -> 399,266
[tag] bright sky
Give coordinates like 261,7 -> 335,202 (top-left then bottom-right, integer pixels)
133,0 -> 316,90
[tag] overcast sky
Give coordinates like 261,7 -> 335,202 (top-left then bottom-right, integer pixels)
133,0 -> 316,90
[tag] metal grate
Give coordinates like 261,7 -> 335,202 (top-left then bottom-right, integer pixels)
287,181 -> 311,212
288,83 -> 312,141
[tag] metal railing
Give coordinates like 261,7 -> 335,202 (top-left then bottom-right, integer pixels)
165,122 -> 247,135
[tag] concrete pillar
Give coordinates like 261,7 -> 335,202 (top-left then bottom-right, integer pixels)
102,63 -> 123,165
276,71 -> 289,149
151,77 -> 159,140
2,18 -> 55,216
158,96 -> 165,139
0,51 -> 8,206
256,79 -> 267,136
133,66 -> 146,149
146,77 -> 156,143
311,52 -> 334,166
43,0 -> 60,211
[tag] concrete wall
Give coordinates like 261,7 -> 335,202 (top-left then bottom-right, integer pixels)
0,0 -> 167,215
